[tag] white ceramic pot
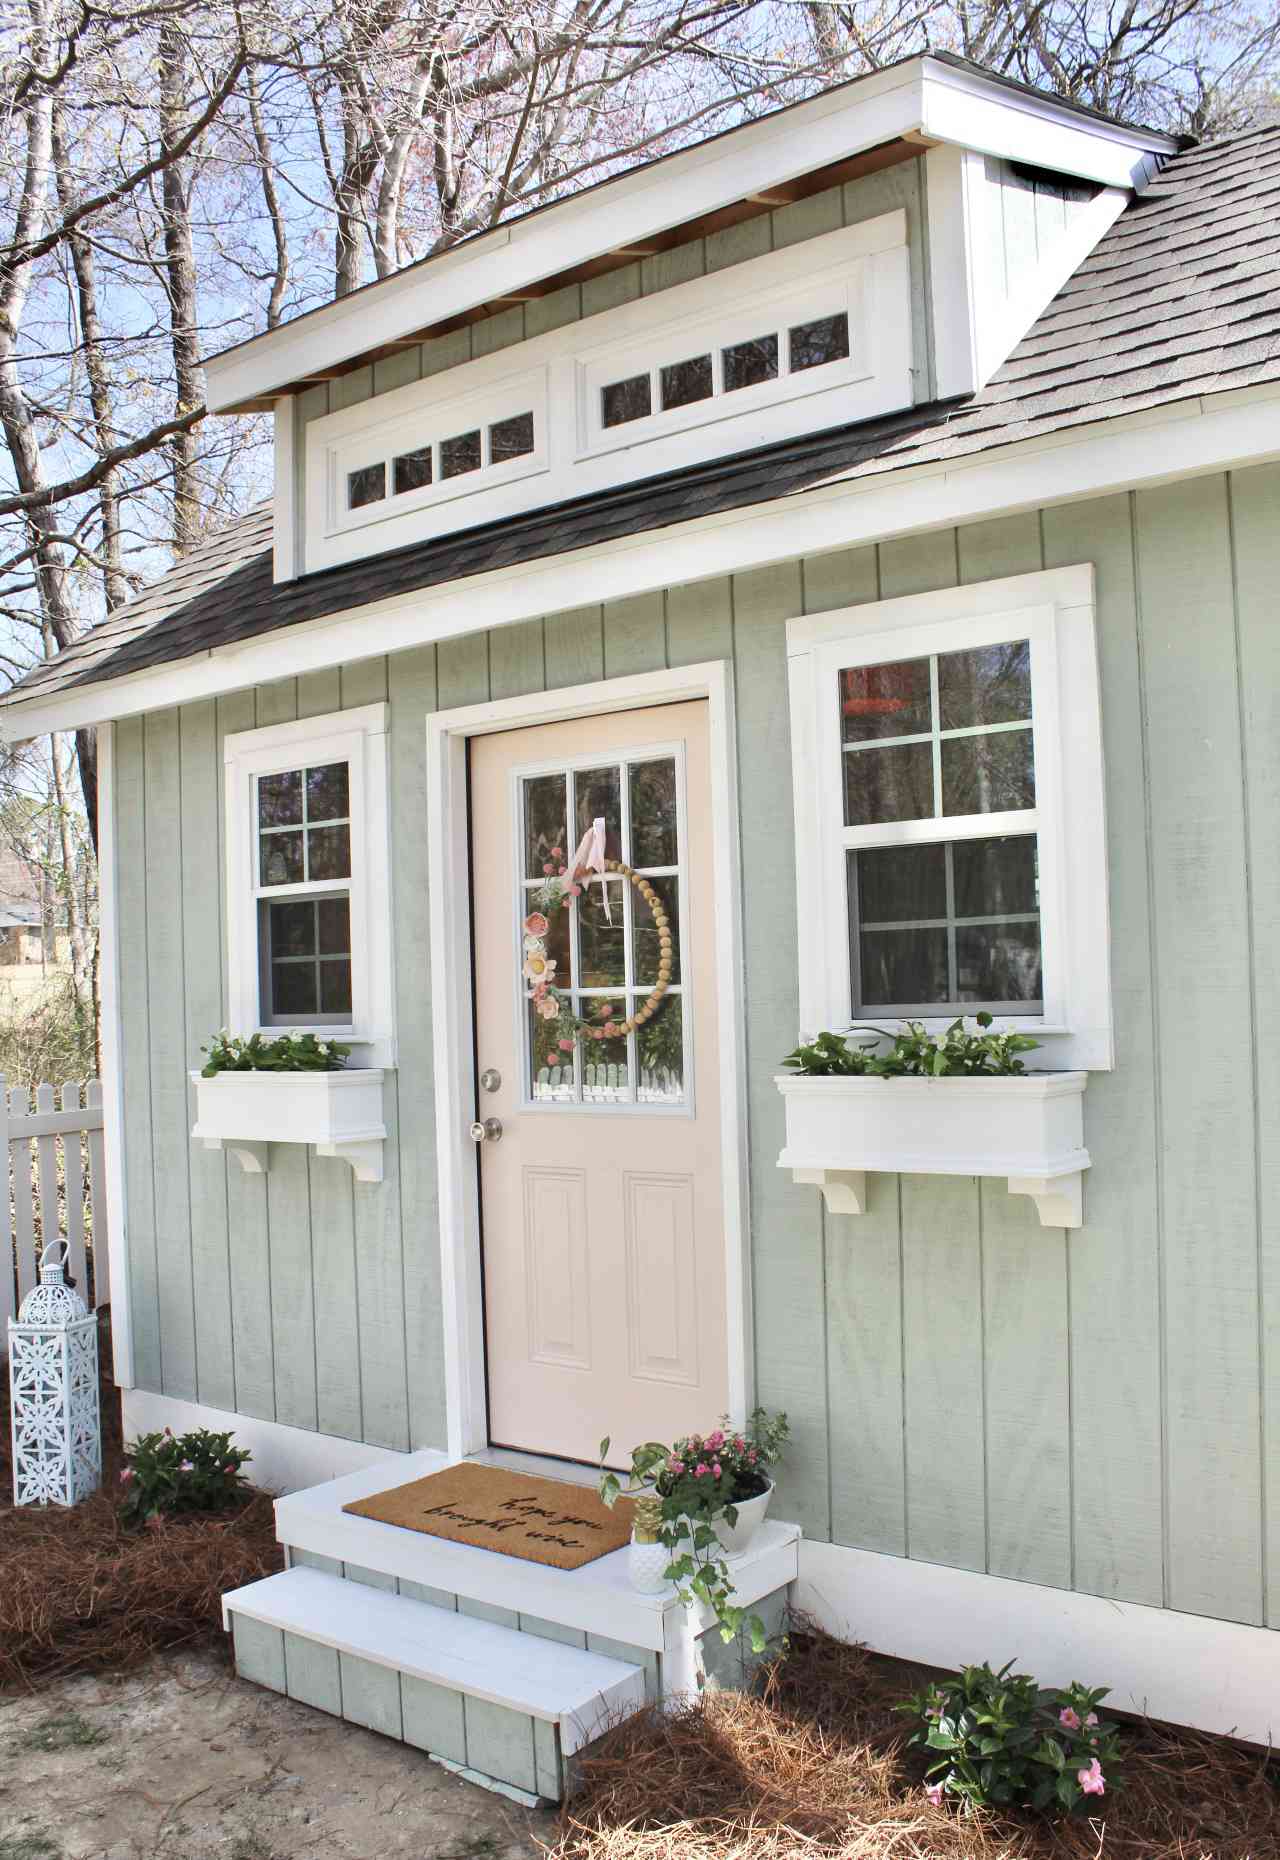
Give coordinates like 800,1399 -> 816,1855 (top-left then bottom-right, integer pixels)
628,1531 -> 671,1593
711,1481 -> 774,1556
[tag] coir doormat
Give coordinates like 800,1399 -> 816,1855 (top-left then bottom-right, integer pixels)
342,1462 -> 635,1570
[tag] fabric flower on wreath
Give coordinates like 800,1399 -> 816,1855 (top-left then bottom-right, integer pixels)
523,912 -> 549,936
523,950 -> 556,983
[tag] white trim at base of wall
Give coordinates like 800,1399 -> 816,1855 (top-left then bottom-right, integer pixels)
797,1538 -> 1278,1747
121,1389 -> 409,1495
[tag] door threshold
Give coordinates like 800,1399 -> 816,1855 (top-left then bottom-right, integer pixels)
467,1443 -> 602,1489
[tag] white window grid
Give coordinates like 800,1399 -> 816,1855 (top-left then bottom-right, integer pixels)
508,739 -> 694,1116
843,647 -> 1042,1016
600,308 -> 850,432
345,407 -> 537,514
254,762 -> 354,1026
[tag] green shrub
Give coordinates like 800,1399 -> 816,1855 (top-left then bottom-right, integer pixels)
200,1029 -> 349,1075
899,1661 -> 1123,1815
119,1426 -> 252,1524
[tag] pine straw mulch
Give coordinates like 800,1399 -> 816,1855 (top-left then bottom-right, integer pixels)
551,1624 -> 1280,1860
0,1307 -> 282,1694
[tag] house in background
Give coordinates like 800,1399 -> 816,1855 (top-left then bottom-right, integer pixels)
2,51 -> 1278,1797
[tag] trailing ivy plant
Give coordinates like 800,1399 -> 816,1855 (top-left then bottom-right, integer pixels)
599,1409 -> 790,1652
782,1013 -> 1039,1079
200,1030 -> 351,1076
899,1661 -> 1123,1816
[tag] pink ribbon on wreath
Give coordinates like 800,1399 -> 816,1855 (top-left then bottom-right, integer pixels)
570,816 -> 612,922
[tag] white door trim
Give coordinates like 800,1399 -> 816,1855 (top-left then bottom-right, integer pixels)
426,661 -> 752,1461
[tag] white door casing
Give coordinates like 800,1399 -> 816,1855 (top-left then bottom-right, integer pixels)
427,663 -> 751,1463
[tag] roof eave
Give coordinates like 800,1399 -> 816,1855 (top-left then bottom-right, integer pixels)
204,56 -> 1178,416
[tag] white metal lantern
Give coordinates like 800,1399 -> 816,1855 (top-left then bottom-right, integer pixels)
8,1240 -> 101,1506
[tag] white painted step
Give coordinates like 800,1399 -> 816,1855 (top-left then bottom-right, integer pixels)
222,1566 -> 645,1753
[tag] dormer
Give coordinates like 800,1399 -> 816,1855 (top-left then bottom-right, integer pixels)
203,54 -> 1178,584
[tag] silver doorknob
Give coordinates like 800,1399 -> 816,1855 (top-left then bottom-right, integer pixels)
469,1117 -> 503,1143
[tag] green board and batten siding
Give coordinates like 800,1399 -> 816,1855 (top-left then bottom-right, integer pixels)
111,463 -> 1280,1635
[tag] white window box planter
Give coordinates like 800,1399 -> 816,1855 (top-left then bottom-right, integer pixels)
190,1069 -> 387,1183
775,1071 -> 1090,1228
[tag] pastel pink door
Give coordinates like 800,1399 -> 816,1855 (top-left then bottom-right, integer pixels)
470,701 -> 729,1465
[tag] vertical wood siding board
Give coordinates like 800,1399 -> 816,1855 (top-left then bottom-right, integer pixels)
266,1142 -> 318,1432
472,305 -> 525,358
706,216 -> 771,274
179,700 -> 235,1413
388,644 -> 446,1449
980,1178 -> 1071,1586
1042,496 -> 1165,1606
332,365 -> 374,411
641,242 -> 705,296
308,1147 -> 361,1440
664,579 -> 732,667
255,679 -> 298,728
421,328 -> 474,378
877,530 -> 959,601
436,632 -> 491,713
843,160 -> 930,402
901,1174 -> 986,1570
373,348 -> 422,397
582,264 -> 640,317
825,1173 -> 906,1554
957,513 -> 1043,584
1135,475 -> 1262,1625
296,668 -> 341,718
801,546 -> 878,617
771,185 -> 842,251
340,656 -> 389,709
143,708 -> 198,1401
1225,462 -> 1280,1624
525,282 -> 581,339
216,689 -> 275,1420
114,716 -> 160,1389
490,619 -> 546,700
355,1070 -> 410,1448
731,560 -> 829,1539
544,606 -> 605,690
603,592 -> 665,679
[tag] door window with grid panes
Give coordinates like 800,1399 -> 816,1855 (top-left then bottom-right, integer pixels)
516,747 -> 690,1110
842,638 -> 1045,1016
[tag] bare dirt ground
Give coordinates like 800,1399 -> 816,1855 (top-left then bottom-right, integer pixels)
0,1646 -> 553,1860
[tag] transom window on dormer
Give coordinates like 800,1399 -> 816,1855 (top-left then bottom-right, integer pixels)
346,407 -> 535,511
599,308 -> 851,433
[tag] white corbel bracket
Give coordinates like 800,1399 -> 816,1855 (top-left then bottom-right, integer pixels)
785,1164 -> 1084,1228
199,1134 -> 384,1184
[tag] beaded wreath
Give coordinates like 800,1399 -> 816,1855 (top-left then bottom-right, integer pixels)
523,857 -> 674,1047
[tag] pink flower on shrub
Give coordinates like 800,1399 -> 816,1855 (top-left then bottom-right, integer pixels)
712,1462 -> 722,1478
179,1460 -> 194,1473
1077,1758 -> 1105,1796
706,1430 -> 725,1452
733,1437 -> 745,1453
1059,1707 -> 1081,1731
747,1449 -> 757,1464
523,912 -> 549,937
925,1782 -> 945,1807
694,1462 -> 710,1478
224,1463 -> 237,1474
1085,1712 -> 1099,1729
668,1458 -> 684,1474
119,1467 -> 133,1483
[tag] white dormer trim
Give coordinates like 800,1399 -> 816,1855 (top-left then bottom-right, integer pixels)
302,214 -> 912,574
205,57 -> 1176,416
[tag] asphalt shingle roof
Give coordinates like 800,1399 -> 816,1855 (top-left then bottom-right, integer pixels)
7,123 -> 1279,714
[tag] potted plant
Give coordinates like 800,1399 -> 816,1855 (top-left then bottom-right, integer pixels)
190,1030 -> 387,1182
776,1015 -> 1090,1228
599,1409 -> 790,1649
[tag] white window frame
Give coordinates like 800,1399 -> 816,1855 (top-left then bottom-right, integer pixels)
224,703 -> 395,1068
787,564 -> 1113,1070
508,736 -> 695,1117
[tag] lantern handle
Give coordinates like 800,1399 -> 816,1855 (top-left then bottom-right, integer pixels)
38,1239 -> 70,1278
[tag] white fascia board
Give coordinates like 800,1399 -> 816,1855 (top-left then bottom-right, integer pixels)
918,59 -> 1178,186
204,58 -> 1174,414
7,383 -> 1277,742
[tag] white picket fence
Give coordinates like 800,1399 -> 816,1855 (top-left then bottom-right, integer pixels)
1,1077 -> 107,1345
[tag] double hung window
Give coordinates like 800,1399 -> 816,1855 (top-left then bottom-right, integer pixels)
224,704 -> 394,1066
787,568 -> 1113,1070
